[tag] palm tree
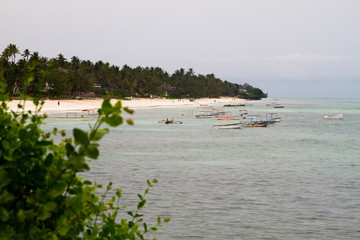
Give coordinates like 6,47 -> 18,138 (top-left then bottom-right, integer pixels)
7,44 -> 20,63
1,48 -> 11,61
56,54 -> 67,68
22,49 -> 31,62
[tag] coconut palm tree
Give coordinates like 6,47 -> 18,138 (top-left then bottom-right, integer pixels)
22,49 -> 31,62
7,44 -> 20,63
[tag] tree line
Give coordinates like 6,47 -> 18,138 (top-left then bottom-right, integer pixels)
0,44 -> 267,99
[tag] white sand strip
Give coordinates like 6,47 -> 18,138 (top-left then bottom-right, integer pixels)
5,97 -> 251,113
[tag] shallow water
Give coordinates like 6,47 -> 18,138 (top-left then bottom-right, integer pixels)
45,98 -> 360,239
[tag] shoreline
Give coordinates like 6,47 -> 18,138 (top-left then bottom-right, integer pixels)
6,97 -> 255,114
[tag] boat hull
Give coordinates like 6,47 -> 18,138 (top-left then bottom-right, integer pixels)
212,123 -> 242,129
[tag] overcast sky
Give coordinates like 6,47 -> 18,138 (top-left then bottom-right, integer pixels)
1,0 -> 359,98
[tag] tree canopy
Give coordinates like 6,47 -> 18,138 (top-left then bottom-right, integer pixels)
0,44 -> 267,99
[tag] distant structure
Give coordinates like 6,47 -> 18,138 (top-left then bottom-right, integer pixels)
159,83 -> 177,96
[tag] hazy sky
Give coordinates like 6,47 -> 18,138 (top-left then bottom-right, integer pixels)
1,0 -> 359,98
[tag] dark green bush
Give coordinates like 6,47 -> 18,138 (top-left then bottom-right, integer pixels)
0,75 -> 169,239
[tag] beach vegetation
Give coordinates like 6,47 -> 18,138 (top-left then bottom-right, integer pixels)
0,71 -> 170,239
1,44 -> 267,100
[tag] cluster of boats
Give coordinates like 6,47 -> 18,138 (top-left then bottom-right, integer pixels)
195,107 -> 281,129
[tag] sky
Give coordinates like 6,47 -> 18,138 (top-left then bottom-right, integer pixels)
1,0 -> 359,98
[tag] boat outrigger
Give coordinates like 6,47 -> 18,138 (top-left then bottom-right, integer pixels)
55,109 -> 98,121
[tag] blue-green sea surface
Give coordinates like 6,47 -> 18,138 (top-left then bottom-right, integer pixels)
44,98 -> 360,239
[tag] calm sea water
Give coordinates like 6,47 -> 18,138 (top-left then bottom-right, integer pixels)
45,98 -> 360,239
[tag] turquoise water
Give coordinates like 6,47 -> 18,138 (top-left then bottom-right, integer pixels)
45,98 -> 360,239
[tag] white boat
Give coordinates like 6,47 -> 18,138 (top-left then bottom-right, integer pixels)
268,101 -> 284,108
212,123 -> 242,129
323,114 -> 343,120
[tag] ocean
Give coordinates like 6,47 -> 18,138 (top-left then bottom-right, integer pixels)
45,98 -> 360,239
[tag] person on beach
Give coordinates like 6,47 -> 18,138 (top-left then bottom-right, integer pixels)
58,101 -> 60,106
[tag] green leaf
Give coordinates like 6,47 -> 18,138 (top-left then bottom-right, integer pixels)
73,128 -> 88,145
113,101 -> 122,114
137,194 -> 143,200
50,183 -> 67,197
164,218 -> 171,223
123,107 -> 134,114
150,227 -> 158,232
143,223 -> 148,233
86,145 -> 99,159
127,211 -> 134,217
101,98 -> 113,115
44,202 -> 57,211
0,208 -> 9,221
37,208 -> 51,221
38,140 -> 52,146
157,216 -> 161,225
17,209 -> 26,222
83,180 -> 92,185
92,128 -> 109,141
146,180 -> 152,187
0,190 -> 14,204
33,97 -> 39,106
65,143 -> 75,157
57,216 -> 69,236
134,213 -> 144,218
105,115 -> 123,127
44,154 -> 54,167
137,200 -> 146,209
0,167 -> 10,188
116,189 -> 122,198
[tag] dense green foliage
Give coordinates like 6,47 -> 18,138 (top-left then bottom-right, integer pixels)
0,44 -> 267,99
0,73 -> 169,239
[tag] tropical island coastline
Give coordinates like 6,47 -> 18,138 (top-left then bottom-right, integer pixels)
1,44 -> 267,103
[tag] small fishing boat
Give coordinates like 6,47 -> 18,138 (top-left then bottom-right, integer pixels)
213,111 -> 239,120
158,118 -> 183,124
323,114 -> 343,120
241,116 -> 272,127
267,101 -> 284,108
272,103 -> 284,108
224,103 -> 245,107
212,123 -> 242,129
195,108 -> 222,119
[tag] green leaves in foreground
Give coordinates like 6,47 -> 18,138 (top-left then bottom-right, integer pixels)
0,79 -> 170,239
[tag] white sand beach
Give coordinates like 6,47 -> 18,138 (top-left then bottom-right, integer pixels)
6,97 -> 252,113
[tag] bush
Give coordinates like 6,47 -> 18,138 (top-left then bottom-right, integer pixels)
0,75 -> 169,239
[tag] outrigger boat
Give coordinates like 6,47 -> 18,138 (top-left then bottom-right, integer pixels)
55,109 -> 98,121
241,115 -> 275,127
195,108 -> 222,119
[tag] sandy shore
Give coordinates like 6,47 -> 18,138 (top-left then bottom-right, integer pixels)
6,97 -> 253,113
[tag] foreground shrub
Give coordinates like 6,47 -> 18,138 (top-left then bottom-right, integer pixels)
0,75 -> 169,239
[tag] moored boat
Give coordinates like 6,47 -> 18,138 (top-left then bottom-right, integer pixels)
323,114 -> 343,119
212,123 -> 242,129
